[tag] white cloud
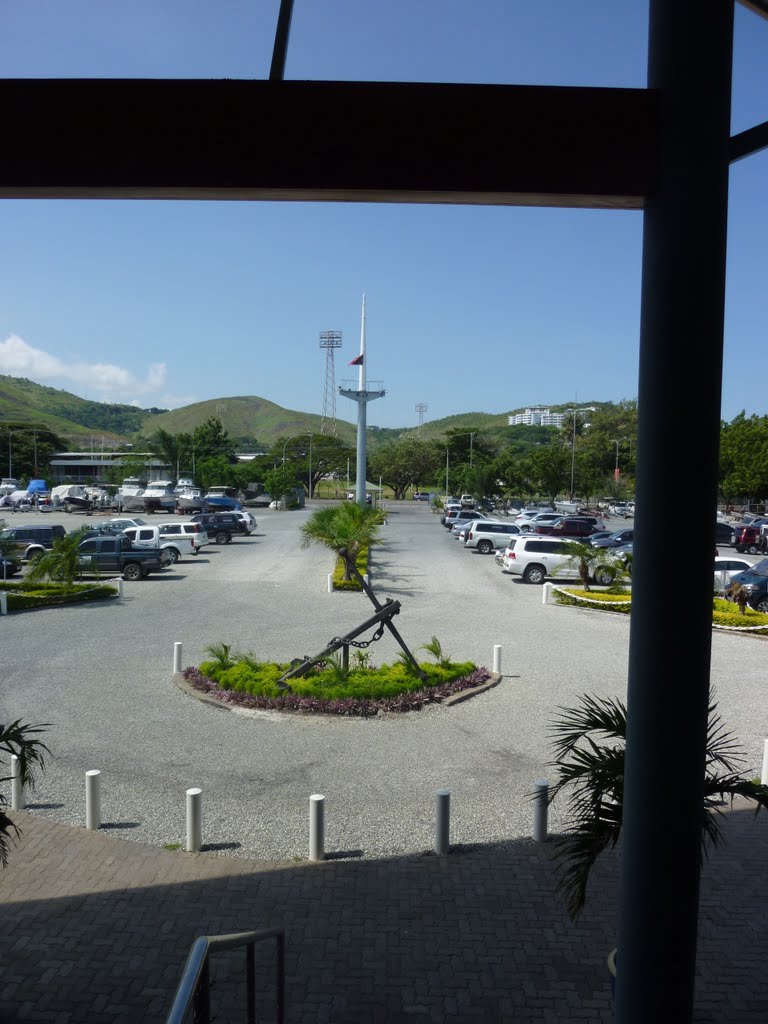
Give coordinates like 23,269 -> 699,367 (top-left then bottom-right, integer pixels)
0,333 -> 168,403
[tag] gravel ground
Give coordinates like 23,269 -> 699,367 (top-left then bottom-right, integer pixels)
1,503 -> 765,861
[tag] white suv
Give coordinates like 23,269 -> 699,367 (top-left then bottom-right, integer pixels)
514,511 -> 562,533
501,536 -> 619,585
464,520 -> 521,554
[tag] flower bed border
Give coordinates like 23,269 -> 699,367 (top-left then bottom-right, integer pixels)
174,665 -> 499,717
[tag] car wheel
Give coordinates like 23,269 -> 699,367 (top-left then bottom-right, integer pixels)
166,548 -> 180,564
523,564 -> 546,585
215,531 -> 229,544
748,544 -> 759,555
477,540 -> 493,554
756,598 -> 768,614
123,563 -> 142,581
594,567 -> 614,586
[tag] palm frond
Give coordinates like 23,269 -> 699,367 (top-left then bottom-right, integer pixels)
0,719 -> 50,790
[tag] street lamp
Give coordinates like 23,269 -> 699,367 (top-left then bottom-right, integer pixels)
565,409 -> 580,499
6,429 -> 15,478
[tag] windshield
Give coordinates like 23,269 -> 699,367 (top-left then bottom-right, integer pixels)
747,558 -> 768,577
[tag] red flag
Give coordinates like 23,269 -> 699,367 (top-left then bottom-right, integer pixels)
349,354 -> 364,366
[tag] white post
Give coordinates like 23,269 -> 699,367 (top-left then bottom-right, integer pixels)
762,738 -> 768,786
116,579 -> 124,600
186,787 -> 202,852
11,754 -> 23,811
85,770 -> 101,830
363,573 -> 369,587
173,641 -> 183,674
0,592 -> 7,616
309,793 -> 325,861
327,573 -> 334,593
532,779 -> 549,842
542,582 -> 552,605
435,788 -> 451,855
492,644 -> 502,675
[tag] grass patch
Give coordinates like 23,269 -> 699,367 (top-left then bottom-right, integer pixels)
554,588 -> 631,613
0,581 -> 119,610
163,842 -> 182,851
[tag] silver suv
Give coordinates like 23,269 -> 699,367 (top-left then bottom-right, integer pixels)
464,520 -> 521,554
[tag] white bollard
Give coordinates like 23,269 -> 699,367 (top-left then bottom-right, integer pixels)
435,788 -> 451,855
363,574 -> 369,587
532,779 -> 549,842
492,644 -> 502,675
116,579 -> 124,601
85,770 -> 101,830
186,788 -> 202,852
542,583 -> 552,606
0,592 -> 7,616
762,738 -> 768,786
309,794 -> 325,861
327,573 -> 334,593
173,641 -> 183,674
11,754 -> 24,811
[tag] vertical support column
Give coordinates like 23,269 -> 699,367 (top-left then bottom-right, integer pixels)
85,770 -> 101,830
327,573 -> 334,593
186,788 -> 202,852
173,641 -> 183,674
617,4 -> 734,1022
435,788 -> 451,855
532,780 -> 548,843
761,739 -> 768,786
11,754 -> 24,811
0,592 -> 7,616
309,794 -> 325,861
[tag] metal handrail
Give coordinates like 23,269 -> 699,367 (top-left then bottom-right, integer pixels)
165,928 -> 285,1024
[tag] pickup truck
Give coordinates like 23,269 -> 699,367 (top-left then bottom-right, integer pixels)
77,534 -> 172,580
122,524 -> 198,563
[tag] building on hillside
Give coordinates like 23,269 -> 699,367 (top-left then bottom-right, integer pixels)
49,451 -> 169,484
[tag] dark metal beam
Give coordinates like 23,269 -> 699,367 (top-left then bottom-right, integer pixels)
730,119 -> 768,162
0,79 -> 654,208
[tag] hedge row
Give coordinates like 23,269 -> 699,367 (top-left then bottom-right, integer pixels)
0,581 -> 119,610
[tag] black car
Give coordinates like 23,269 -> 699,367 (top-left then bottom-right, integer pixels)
590,528 -> 635,549
729,559 -> 768,613
190,511 -> 250,544
714,521 -> 737,547
0,553 -> 22,577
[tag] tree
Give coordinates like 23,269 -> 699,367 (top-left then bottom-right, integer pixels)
196,455 -> 239,491
300,502 -> 386,579
263,465 -> 299,503
1,719 -> 50,866
192,418 -> 236,463
719,412 -> 768,504
25,528 -> 91,590
520,444 -> 570,501
547,693 -> 768,920
273,434 -> 353,498
368,438 -> 443,499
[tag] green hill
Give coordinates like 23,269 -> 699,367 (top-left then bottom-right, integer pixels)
0,375 -> 164,441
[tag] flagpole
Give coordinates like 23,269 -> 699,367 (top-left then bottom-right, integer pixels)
358,293 -> 366,391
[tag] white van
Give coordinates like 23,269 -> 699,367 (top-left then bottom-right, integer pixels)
156,521 -> 209,550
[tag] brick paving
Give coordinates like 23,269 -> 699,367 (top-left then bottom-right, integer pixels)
1,803 -> 766,1023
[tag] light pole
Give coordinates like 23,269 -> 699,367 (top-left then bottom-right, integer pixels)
7,429 -> 15,478
445,447 -> 450,497
565,409 -> 579,499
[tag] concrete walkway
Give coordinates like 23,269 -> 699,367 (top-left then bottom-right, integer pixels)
1,802 -> 766,1023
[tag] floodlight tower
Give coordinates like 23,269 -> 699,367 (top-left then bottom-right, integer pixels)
319,330 -> 342,435
415,402 -> 428,434
338,294 -> 385,505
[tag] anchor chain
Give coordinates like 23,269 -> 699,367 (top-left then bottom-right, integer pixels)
327,621 -> 386,650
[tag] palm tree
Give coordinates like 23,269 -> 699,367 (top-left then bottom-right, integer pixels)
557,540 -> 627,592
547,693 -> 768,920
25,528 -> 90,590
1,719 -> 50,866
300,502 -> 386,580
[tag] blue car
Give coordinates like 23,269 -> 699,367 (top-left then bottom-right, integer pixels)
729,559 -> 768,613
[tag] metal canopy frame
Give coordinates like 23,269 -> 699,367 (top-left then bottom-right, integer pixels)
2,2 -> 766,1022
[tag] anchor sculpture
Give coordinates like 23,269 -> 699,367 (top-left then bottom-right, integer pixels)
277,548 -> 426,687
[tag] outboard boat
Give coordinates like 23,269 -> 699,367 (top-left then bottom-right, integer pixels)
175,484 -> 205,512
203,485 -> 241,511
50,484 -> 92,511
0,478 -> 20,496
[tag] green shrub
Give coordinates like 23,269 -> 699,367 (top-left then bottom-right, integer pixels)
0,581 -> 118,611
554,589 -> 631,614
555,591 -> 768,631
204,656 -> 477,701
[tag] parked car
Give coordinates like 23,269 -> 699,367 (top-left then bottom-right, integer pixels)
534,517 -> 599,539
0,523 -> 66,560
514,511 -> 562,533
714,521 -> 737,548
500,535 -> 621,585
440,502 -> 462,524
122,525 -> 198,563
91,517 -> 149,534
728,559 -> 768,612
412,492 -> 430,501
155,521 -> 209,550
590,528 -> 635,549
734,524 -> 764,554
76,533 -> 171,580
459,494 -> 475,508
190,511 -> 251,544
713,557 -> 753,593
443,509 -> 488,530
464,520 -> 522,553
0,553 -> 22,577
232,511 -> 258,534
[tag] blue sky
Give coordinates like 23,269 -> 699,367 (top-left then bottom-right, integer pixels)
0,1 -> 766,430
